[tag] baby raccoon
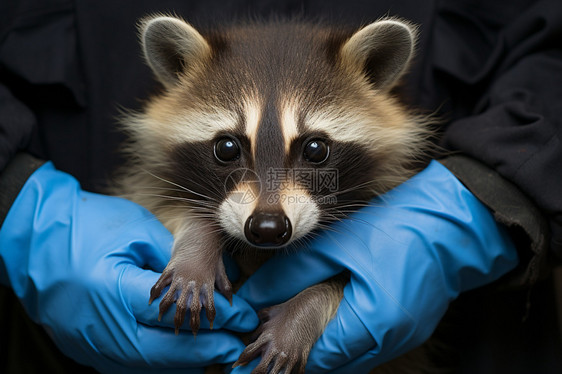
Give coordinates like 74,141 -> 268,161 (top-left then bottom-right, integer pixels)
116,14 -> 433,373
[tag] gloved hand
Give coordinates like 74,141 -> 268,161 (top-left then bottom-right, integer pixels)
0,162 -> 259,374
233,160 -> 519,373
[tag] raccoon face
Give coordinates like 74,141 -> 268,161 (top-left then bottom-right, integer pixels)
129,15 -> 428,248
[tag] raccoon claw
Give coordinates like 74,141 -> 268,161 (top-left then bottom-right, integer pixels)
149,271 -> 173,306
149,268 -> 218,335
234,334 -> 306,374
235,307 -> 307,374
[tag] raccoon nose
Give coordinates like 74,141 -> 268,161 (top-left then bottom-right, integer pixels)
244,212 -> 292,247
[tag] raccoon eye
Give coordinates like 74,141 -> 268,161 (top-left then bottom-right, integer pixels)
214,137 -> 240,162
303,139 -> 329,164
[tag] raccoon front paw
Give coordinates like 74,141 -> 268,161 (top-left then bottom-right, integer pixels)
149,258 -> 232,336
233,306 -> 309,374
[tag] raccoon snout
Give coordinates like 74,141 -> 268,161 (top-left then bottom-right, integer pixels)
244,212 -> 292,247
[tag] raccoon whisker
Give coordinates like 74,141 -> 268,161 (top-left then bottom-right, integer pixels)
322,202 -> 372,213
318,219 -> 349,230
135,193 -> 218,208
185,212 -> 218,220
317,206 -> 390,236
140,168 -> 221,202
193,219 -> 225,227
330,173 -> 416,199
192,209 -> 221,216
186,214 -> 220,221
142,205 -> 219,223
306,224 -> 354,242
296,228 -> 331,246
328,183 -> 377,198
326,216 -> 389,234
319,203 -> 385,225
202,228 -> 228,239
223,243 -> 249,258
335,179 -> 377,191
327,203 -> 389,218
182,222 -> 225,237
170,169 -> 225,196
318,206 -> 370,218
134,185 -> 209,195
173,174 -> 224,199
152,205 -> 214,221
189,208 -> 220,216
220,236 -> 245,253
155,206 -> 219,221
144,201 -> 209,210
156,208 -> 218,220
320,210 -> 361,218
318,211 -> 345,222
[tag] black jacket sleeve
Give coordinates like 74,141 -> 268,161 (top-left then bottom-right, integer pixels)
0,1 -> 80,226
418,0 -> 562,282
0,85 -> 35,171
0,85 -> 44,227
0,153 -> 45,227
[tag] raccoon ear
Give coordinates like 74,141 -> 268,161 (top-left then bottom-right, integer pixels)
341,19 -> 415,90
140,16 -> 210,87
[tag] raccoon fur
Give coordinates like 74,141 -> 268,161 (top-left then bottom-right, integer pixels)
115,14 -> 435,374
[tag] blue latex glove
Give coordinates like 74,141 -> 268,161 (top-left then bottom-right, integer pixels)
233,160 -> 519,373
0,162 -> 259,374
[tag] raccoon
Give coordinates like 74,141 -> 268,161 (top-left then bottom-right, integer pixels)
116,14 -> 434,373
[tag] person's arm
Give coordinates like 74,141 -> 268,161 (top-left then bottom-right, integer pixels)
439,155 -> 550,285
233,160 -> 519,373
0,159 -> 259,373
0,153 -> 44,226
429,0 -> 562,272
234,1 -> 562,372
0,82 -> 40,225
